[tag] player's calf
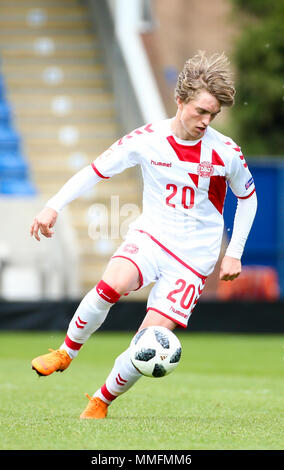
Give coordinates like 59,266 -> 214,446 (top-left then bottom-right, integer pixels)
61,281 -> 121,358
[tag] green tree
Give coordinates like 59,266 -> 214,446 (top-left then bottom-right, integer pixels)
231,0 -> 284,156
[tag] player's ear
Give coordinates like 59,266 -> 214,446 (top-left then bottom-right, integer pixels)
176,96 -> 184,110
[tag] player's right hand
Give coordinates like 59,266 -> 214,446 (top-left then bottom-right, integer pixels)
30,207 -> 58,241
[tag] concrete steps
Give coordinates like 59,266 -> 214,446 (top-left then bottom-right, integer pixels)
0,0 -> 143,298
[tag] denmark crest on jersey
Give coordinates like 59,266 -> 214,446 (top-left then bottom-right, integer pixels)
123,243 -> 139,254
197,161 -> 214,178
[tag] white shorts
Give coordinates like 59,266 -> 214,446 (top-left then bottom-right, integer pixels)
112,229 -> 207,328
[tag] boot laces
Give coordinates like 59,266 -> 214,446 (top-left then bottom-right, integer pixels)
85,393 -> 106,408
48,348 -> 67,358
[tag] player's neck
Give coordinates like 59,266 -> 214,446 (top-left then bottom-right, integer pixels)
170,116 -> 202,142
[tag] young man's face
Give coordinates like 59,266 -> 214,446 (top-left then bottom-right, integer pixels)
176,89 -> 221,140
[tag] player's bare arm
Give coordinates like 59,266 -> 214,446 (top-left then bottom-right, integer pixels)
219,255 -> 242,281
30,207 -> 58,241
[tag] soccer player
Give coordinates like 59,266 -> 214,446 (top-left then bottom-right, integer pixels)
30,51 -> 257,419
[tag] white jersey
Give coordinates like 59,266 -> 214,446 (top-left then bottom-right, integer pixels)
92,119 -> 255,277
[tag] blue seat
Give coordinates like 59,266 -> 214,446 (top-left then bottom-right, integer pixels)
0,102 -> 11,126
0,75 -> 6,101
0,127 -> 20,152
0,153 -> 28,178
0,74 -> 36,196
0,178 -> 37,195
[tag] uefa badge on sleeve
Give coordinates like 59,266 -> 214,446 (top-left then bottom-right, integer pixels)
245,177 -> 254,190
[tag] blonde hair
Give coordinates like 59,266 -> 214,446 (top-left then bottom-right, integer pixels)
175,51 -> 236,106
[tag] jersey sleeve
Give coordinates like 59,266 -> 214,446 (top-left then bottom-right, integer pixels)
91,135 -> 141,179
227,146 -> 255,199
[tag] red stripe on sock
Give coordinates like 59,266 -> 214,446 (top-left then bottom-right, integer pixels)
101,384 -> 117,402
96,280 -> 121,303
64,335 -> 83,351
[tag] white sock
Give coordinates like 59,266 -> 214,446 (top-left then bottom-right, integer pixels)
94,348 -> 142,404
60,284 -> 119,359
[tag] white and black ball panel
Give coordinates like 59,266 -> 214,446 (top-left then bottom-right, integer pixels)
169,347 -> 182,363
129,326 -> 182,378
134,348 -> 156,361
152,363 -> 167,377
132,328 -> 147,345
154,328 -> 170,349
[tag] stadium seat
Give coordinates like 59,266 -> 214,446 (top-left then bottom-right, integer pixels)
0,127 -> 20,152
0,101 -> 11,126
0,178 -> 36,196
0,153 -> 28,178
0,74 -> 6,100
0,66 -> 36,196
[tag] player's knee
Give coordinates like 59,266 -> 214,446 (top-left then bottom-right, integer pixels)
101,275 -> 139,295
102,257 -> 141,294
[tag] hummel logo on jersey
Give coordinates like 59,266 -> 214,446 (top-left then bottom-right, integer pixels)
169,306 -> 188,319
151,160 -> 172,167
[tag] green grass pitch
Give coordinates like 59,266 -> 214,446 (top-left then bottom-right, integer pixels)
0,330 -> 283,450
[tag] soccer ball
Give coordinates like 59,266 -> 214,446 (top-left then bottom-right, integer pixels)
129,326 -> 182,377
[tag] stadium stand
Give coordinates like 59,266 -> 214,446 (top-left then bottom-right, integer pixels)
0,71 -> 35,195
0,0 -> 149,300
217,266 -> 280,301
0,198 -> 80,300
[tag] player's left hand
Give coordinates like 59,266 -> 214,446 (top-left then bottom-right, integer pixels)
219,256 -> 241,281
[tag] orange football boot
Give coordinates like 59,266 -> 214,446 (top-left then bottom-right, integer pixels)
31,349 -> 72,376
80,394 -> 109,419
